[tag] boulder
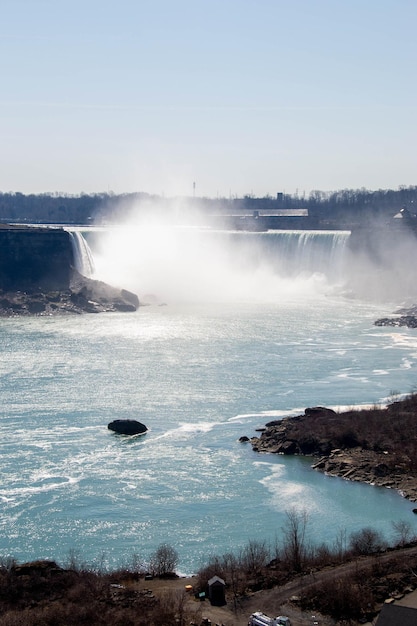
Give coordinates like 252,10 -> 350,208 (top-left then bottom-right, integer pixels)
108,419 -> 148,435
305,406 -> 337,417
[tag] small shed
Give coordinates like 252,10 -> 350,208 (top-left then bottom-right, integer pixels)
207,575 -> 226,606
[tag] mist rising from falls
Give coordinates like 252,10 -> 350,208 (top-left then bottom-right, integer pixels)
91,219 -> 350,305
344,224 -> 417,304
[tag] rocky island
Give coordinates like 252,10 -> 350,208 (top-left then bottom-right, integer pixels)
250,395 -> 417,502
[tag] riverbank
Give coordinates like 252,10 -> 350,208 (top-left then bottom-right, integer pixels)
5,544 -> 417,625
250,396 -> 417,502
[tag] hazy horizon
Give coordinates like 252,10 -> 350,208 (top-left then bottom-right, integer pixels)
1,0 -> 416,198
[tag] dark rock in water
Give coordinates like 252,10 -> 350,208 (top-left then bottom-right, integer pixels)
239,436 -> 249,442
108,419 -> 148,435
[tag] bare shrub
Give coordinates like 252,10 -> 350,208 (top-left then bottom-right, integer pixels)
391,520 -> 414,547
312,542 -> 332,567
300,574 -> 375,622
64,548 -> 89,572
349,527 -> 386,555
0,557 -> 16,571
151,589 -> 193,626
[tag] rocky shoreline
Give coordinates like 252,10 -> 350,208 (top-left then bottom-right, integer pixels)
0,271 -> 140,316
249,401 -> 417,502
375,304 -> 417,328
310,447 -> 417,502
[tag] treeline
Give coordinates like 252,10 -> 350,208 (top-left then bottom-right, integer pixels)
0,185 -> 416,226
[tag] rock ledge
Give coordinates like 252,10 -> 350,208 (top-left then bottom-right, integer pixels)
0,271 -> 139,316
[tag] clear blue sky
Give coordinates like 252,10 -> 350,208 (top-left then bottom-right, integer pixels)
1,0 -> 416,198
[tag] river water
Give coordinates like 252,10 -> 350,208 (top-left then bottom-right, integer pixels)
0,225 -> 416,574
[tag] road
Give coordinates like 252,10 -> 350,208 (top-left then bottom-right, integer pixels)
137,544 -> 417,626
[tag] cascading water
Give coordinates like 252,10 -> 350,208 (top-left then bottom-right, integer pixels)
67,230 -> 95,278
227,230 -> 350,281
92,225 -> 351,304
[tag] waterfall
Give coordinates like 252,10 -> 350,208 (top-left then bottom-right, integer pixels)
92,225 -> 351,304
221,229 -> 350,284
260,230 -> 350,281
67,230 -> 95,278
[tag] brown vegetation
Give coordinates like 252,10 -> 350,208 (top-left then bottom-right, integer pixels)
2,522 -> 417,625
299,550 -> 417,623
251,393 -> 417,500
0,558 -> 204,626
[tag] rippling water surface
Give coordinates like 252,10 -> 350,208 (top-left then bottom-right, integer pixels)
1,228 -> 417,573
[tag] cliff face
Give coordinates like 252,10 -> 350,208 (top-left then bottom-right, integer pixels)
0,225 -> 73,291
0,224 -> 140,315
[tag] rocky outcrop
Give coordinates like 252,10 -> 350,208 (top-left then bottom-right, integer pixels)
250,401 -> 417,501
251,407 -> 338,457
375,305 -> 417,328
375,316 -> 417,328
108,420 -> 148,435
0,271 -> 139,316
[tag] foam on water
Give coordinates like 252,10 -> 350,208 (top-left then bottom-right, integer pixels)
1,227 -> 417,571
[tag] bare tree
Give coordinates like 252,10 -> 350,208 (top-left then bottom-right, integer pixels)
281,507 -> 309,572
333,527 -> 348,562
128,552 -> 146,575
221,551 -> 243,611
241,539 -> 269,573
392,520 -> 414,547
149,543 -> 179,576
